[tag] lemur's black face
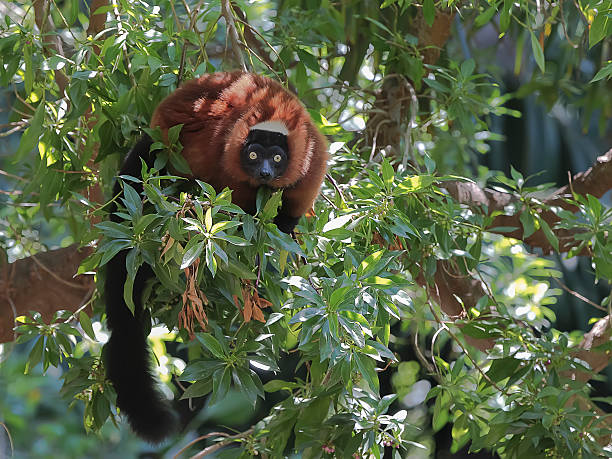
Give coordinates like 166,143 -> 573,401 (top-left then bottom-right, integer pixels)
241,129 -> 289,184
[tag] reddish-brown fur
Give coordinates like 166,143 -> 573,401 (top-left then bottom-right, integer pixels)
151,71 -> 328,217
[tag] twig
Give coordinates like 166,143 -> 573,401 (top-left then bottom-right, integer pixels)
0,422 -> 14,457
401,78 -> 418,171
173,431 -> 233,459
112,3 -> 136,87
325,173 -> 347,208
369,119 -> 392,162
552,277 -> 606,312
0,170 -> 25,181
319,192 -> 337,209
220,0 -> 247,71
412,329 -> 439,380
6,294 -> 17,344
30,254 -> 91,290
0,124 -> 26,137
428,287 -> 510,395
234,14 -> 287,81
178,0 -> 207,86
62,285 -> 96,324
558,0 -> 579,48
186,428 -> 254,459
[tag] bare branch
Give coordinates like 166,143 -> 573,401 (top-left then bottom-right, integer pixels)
220,0 -> 247,71
188,428 -> 254,458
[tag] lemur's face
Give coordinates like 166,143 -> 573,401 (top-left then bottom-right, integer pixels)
241,121 -> 289,184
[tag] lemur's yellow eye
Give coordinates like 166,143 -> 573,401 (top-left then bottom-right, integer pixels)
273,154 -> 282,163
249,151 -> 258,160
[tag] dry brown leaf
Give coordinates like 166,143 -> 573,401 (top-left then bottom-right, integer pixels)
179,258 -> 208,338
160,235 -> 175,257
252,304 -> 265,322
243,293 -> 253,322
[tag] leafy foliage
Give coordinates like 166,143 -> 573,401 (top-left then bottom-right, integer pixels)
0,0 -> 611,457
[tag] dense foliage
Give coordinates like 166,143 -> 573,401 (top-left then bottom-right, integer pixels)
0,0 -> 611,457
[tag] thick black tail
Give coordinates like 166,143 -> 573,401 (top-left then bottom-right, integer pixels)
104,136 -> 178,442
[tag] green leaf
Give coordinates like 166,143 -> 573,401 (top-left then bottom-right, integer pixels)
519,211 -> 536,238
210,220 -> 241,234
261,190 -> 283,221
510,165 -> 524,186
134,214 -> 160,235
460,59 -> 475,78
589,9 -> 611,48
235,367 -> 264,401
25,336 -> 45,374
376,394 -> 398,414
214,234 -> 249,246
474,5 -> 496,28
538,218 -> 559,252
432,390 -> 450,432
123,249 -> 141,314
485,357 -> 522,385
179,360 -> 225,381
354,353 -> 379,391
322,214 -> 352,233
159,73 -> 177,87
205,241 -> 217,276
181,236 -> 204,269
196,333 -> 227,359
79,312 -> 96,340
167,124 -> 183,145
24,43 -> 33,95
499,0 -> 512,33
590,61 -> 612,82
530,32 -> 545,73
180,380 -> 213,399
380,0 -> 398,7
263,379 -> 300,392
15,102 -> 45,162
357,250 -> 389,279
169,150 -> 192,175
296,48 -> 320,73
98,240 -> 131,267
92,392 -> 111,427
423,0 -> 435,27
397,174 -> 435,192
267,230 -> 305,257
95,221 -> 132,239
204,207 -> 212,232
121,183 -> 142,219
381,158 -> 395,191
209,366 -> 231,406
451,354 -> 464,380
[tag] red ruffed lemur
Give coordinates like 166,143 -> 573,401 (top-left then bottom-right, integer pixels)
104,72 -> 328,442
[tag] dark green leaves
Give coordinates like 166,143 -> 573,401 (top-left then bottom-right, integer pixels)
530,32 -> 545,73
423,0 -> 435,27
15,101 -> 45,162
589,6 -> 611,48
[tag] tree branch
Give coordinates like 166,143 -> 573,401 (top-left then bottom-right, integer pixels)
444,149 -> 612,255
0,245 -> 94,343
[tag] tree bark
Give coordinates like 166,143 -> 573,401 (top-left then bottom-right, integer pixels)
0,245 -> 94,343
